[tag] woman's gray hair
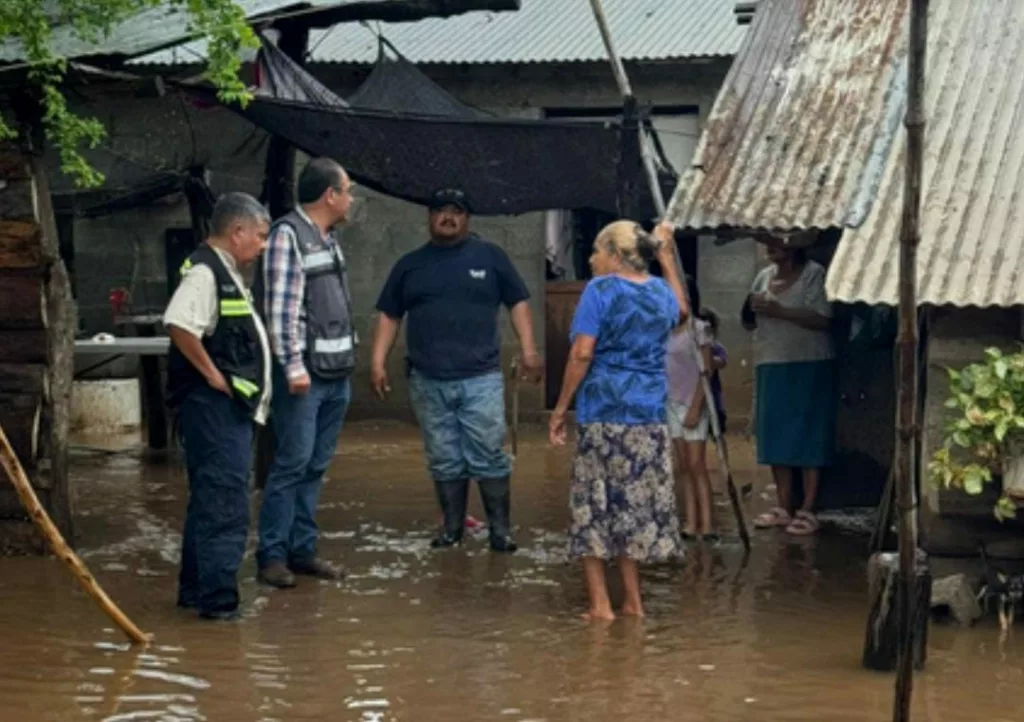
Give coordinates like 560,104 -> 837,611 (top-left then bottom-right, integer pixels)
595,220 -> 663,272
210,192 -> 271,236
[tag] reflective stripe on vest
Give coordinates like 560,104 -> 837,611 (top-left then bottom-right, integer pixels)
313,335 -> 353,354
302,249 -> 335,273
231,375 -> 260,399
219,299 -> 251,317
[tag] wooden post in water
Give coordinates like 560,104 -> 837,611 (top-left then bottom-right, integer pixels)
0,124 -> 75,550
894,1 -> 929,720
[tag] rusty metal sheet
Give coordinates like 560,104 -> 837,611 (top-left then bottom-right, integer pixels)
667,0 -> 909,234
827,0 -> 1024,308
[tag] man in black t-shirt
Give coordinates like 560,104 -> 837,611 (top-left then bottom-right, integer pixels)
371,188 -> 543,553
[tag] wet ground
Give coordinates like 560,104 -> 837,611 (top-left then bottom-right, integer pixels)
1,423 -> 1023,721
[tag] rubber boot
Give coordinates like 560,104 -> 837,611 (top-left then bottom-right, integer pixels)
478,477 -> 517,553
431,479 -> 469,548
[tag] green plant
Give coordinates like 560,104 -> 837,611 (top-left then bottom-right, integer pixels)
929,347 -> 1024,521
0,0 -> 257,187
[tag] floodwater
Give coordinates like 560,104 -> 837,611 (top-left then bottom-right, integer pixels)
1,423 -> 1023,722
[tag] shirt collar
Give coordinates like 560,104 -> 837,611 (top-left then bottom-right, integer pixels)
210,245 -> 240,274
297,205 -> 330,241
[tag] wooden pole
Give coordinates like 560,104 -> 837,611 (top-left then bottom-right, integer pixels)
588,0 -> 750,550
0,422 -> 150,644
894,1 -> 928,720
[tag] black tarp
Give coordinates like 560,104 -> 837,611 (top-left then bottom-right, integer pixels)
196,37 -> 673,217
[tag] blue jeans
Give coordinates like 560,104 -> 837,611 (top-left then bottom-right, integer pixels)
177,386 -> 253,614
408,370 -> 510,482
257,366 -> 351,568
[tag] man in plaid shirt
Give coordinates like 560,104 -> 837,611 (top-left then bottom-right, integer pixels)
255,157 -> 356,589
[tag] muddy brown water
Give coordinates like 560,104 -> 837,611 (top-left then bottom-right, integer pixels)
1,422 -> 1023,721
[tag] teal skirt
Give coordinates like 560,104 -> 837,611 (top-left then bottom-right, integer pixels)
755,360 -> 836,468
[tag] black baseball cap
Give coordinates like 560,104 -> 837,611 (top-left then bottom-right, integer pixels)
428,187 -> 471,213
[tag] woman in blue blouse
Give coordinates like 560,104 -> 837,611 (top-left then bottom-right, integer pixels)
550,220 -> 689,621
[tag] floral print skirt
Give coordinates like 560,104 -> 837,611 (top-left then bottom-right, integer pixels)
568,423 -> 684,562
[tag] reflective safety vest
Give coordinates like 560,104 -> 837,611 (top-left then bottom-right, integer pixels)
166,244 -> 266,416
254,210 -> 357,380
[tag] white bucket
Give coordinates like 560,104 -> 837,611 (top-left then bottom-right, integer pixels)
71,379 -> 141,433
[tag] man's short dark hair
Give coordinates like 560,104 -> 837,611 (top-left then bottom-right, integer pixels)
210,192 -> 270,237
297,157 -> 346,205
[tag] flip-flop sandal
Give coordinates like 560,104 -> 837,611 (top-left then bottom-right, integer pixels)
754,506 -> 791,529
785,510 -> 819,536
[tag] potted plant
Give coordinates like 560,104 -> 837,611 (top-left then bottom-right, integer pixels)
929,347 -> 1024,521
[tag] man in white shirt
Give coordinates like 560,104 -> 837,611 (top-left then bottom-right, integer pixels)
164,192 -> 271,620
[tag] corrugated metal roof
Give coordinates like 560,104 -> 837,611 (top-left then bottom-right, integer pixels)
827,0 -> 1024,307
132,0 -> 745,66
666,0 -> 910,233
0,1 -> 507,64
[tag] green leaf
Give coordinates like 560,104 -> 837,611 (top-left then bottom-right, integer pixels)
952,431 -> 971,448
986,347 -> 1004,361
996,421 -> 1009,442
996,358 -> 1010,379
1,0 -> 254,187
963,466 -> 985,495
995,495 -> 1018,522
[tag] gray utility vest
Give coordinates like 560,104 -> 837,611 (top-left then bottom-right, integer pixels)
278,210 -> 356,380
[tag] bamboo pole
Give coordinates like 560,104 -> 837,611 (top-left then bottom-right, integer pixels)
0,422 -> 150,644
894,1 -> 928,720
588,0 -> 751,550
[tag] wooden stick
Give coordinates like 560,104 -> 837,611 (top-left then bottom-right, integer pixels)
0,421 -> 150,644
894,1 -> 929,719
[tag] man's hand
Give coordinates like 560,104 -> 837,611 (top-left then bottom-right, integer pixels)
371,364 -> 391,400
549,409 -> 568,446
206,369 -> 232,397
683,404 -> 702,429
288,372 -> 312,395
520,352 -> 544,384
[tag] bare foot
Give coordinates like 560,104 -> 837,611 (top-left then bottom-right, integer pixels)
581,608 -> 616,622
621,603 -> 645,618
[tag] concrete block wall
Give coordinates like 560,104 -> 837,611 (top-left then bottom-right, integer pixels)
338,187 -> 546,420
63,58 -> 744,419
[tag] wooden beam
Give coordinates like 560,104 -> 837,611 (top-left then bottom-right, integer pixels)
28,155 -> 62,262
0,220 -> 43,269
43,260 -> 76,539
0,272 -> 46,329
0,329 -> 47,363
0,151 -> 30,181
0,179 -> 36,222
0,363 -> 47,398
0,392 -> 41,467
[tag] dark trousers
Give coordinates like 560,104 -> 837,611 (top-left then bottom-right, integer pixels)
177,386 -> 254,614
